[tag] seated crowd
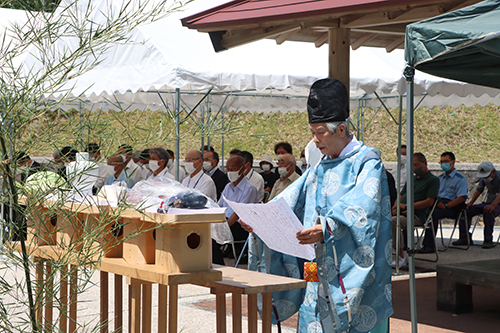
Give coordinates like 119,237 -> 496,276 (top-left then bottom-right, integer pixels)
14,141 -> 499,267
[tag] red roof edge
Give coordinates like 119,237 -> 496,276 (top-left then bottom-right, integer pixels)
181,0 -> 248,27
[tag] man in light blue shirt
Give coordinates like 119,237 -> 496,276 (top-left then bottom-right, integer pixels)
104,154 -> 135,188
218,155 -> 259,249
420,151 -> 468,252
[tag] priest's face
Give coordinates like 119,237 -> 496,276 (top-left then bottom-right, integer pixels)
309,122 -> 347,158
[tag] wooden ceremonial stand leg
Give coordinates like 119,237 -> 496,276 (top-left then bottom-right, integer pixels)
60,265 -> 69,332
100,271 -> 108,333
69,264 -> 78,333
158,284 -> 168,333
115,274 -> 123,332
44,262 -> 53,331
216,293 -> 226,333
168,285 -> 178,333
232,293 -> 242,333
261,292 -> 272,333
142,283 -> 152,333
128,280 -> 142,333
247,294 -> 258,333
35,258 -> 44,330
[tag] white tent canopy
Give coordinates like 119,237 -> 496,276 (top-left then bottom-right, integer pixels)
4,0 -> 500,112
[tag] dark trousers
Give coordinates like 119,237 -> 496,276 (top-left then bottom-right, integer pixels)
423,208 -> 458,248
230,222 -> 249,259
212,239 -> 224,265
459,203 -> 500,241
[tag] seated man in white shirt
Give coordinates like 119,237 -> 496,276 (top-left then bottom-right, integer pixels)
268,153 -> 300,202
118,144 -> 145,184
146,148 -> 174,181
218,155 -> 260,262
167,149 -> 186,182
181,149 -> 217,202
238,151 -> 265,202
86,143 -> 110,195
104,154 -> 135,188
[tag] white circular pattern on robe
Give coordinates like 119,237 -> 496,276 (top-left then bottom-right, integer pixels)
344,206 -> 368,228
381,195 -> 391,218
282,187 -> 300,205
306,172 -> 318,195
363,177 -> 381,202
303,282 -> 317,306
385,283 -> 392,302
353,246 -> 375,269
274,299 -> 297,319
327,217 -> 348,240
284,263 -> 301,278
352,305 -> 377,332
345,288 -> 365,315
385,239 -> 393,266
321,169 -> 341,196
307,321 -> 323,333
357,169 -> 369,185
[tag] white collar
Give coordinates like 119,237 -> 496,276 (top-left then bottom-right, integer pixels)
338,135 -> 360,158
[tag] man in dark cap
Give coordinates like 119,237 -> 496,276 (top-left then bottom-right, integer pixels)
244,78 -> 393,332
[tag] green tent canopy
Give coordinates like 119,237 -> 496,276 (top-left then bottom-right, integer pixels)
405,0 -> 500,89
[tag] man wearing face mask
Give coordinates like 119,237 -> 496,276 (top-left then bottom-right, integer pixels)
391,152 -> 439,267
104,154 -> 135,188
181,150 -> 216,201
145,148 -> 174,181
203,150 -> 228,201
299,149 -> 308,174
391,145 -> 407,188
166,149 -> 186,182
267,154 -> 300,202
419,152 -> 468,253
274,142 -> 302,176
218,155 -> 259,260
118,144 -> 145,184
455,162 -> 500,249
259,154 -> 279,194
238,151 -> 265,202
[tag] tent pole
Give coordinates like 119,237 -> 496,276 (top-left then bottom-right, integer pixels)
201,105 -> 205,151
221,107 -> 225,171
394,94 -> 403,275
175,88 -> 180,181
405,66 -> 418,333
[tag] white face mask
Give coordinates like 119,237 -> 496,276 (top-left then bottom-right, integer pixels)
203,161 -> 213,172
484,175 -> 494,183
149,160 -> 161,172
278,166 -> 289,178
227,168 -> 242,183
184,162 -> 196,175
107,164 -> 116,175
301,157 -> 307,165
261,164 -> 271,172
167,159 -> 173,168
400,155 -> 407,164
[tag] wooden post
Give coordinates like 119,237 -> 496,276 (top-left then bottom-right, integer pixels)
216,294 -> 226,333
232,293 -> 242,333
142,283 -> 152,333
328,28 -> 350,90
247,294 -> 258,333
261,292 -> 272,333
60,265 -> 68,333
35,259 -> 44,330
69,264 -> 78,333
44,262 -> 53,330
129,283 -> 141,333
100,271 -> 109,333
168,285 -> 178,333
114,274 -> 123,332
158,285 -> 168,333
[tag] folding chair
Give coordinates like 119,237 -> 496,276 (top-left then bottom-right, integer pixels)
232,237 -> 249,267
414,199 -> 439,262
438,203 -> 468,251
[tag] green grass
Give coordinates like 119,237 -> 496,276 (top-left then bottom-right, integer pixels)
26,103 -> 500,163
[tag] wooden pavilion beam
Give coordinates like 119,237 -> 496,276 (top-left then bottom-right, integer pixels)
328,28 -> 350,90
385,36 -> 405,52
275,27 -> 301,45
351,33 -> 378,50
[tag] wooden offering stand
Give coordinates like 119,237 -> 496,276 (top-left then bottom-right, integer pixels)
19,198 -> 225,333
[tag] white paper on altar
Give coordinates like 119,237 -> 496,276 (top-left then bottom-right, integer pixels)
224,197 -> 315,261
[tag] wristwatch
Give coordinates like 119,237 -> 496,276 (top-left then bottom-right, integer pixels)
444,202 -> 449,209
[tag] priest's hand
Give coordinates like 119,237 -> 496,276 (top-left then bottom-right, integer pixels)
296,225 -> 324,244
239,220 -> 254,233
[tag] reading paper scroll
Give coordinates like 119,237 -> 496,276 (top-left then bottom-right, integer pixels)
224,197 -> 315,261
